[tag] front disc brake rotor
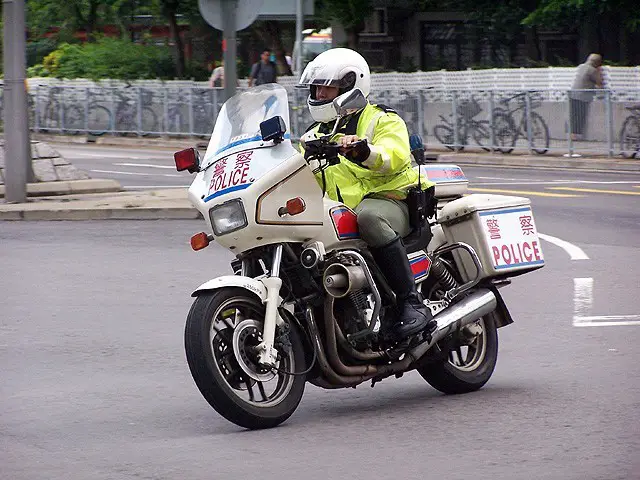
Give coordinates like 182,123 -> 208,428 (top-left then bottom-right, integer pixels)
232,319 -> 277,383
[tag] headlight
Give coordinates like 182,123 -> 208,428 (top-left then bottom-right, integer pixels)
209,199 -> 248,236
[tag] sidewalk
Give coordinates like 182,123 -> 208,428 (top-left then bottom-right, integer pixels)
0,187 -> 199,221
2,134 -> 639,221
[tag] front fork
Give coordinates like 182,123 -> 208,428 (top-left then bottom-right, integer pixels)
256,244 -> 284,368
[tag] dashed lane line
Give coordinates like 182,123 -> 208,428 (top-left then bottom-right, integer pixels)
573,278 -> 640,327
468,187 -> 583,198
113,163 -> 175,169
573,315 -> 640,327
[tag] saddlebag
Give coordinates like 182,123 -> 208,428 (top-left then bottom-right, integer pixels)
438,194 -> 545,282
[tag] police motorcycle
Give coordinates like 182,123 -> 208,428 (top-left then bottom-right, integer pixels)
174,84 -> 545,430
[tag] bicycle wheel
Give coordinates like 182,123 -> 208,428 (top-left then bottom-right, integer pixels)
87,105 -> 112,136
63,105 -> 84,135
140,107 -> 159,136
492,112 -> 516,154
619,116 -> 640,159
529,112 -> 550,154
433,124 -> 464,152
471,120 -> 492,152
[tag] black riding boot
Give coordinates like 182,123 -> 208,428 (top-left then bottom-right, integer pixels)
371,236 -> 437,341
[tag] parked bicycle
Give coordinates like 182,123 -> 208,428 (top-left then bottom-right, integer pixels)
83,89 -> 113,136
491,91 -> 550,154
433,95 -> 491,151
619,104 -> 640,159
37,86 -> 84,134
113,87 -> 159,135
167,89 -> 214,137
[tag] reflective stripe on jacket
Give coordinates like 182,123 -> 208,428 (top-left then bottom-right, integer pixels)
303,103 -> 434,209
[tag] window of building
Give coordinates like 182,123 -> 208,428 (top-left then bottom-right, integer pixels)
362,8 -> 387,36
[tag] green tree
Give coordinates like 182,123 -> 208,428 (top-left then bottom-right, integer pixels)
524,0 -> 640,63
316,0 -> 371,49
27,0 -> 119,40
150,0 -> 204,78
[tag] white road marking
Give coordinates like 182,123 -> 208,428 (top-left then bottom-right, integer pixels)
573,278 -> 640,327
574,316 -> 640,327
113,162 -> 175,169
539,233 -> 589,260
573,278 -> 594,317
90,169 -> 180,177
124,185 -> 188,189
67,152 -> 143,159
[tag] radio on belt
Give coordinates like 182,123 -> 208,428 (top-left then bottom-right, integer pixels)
438,194 -> 545,282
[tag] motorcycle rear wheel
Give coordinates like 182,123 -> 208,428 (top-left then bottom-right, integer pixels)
417,311 -> 499,394
184,288 -> 306,429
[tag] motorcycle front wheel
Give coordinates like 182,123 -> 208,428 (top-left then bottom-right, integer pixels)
184,287 -> 306,429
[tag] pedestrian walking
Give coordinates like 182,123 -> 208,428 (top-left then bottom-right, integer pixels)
569,53 -> 604,140
248,49 -> 278,87
209,61 -> 225,88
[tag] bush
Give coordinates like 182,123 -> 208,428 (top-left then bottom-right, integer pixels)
34,38 -> 177,81
26,38 -> 58,67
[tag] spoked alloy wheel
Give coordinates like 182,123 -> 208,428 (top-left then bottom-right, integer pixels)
185,288 -> 306,429
418,312 -> 499,394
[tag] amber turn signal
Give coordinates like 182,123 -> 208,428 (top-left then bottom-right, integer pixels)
285,197 -> 306,215
191,232 -> 212,251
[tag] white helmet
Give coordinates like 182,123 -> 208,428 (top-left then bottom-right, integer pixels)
297,48 -> 371,123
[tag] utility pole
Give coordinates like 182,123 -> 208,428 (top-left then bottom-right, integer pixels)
222,0 -> 238,101
3,0 -> 31,203
295,0 -> 303,77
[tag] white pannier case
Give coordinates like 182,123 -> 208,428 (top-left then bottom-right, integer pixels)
438,194 -> 545,282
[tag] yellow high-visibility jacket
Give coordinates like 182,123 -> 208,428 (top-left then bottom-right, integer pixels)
302,102 -> 434,209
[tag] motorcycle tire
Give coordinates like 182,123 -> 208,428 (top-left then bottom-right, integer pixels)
417,309 -> 500,394
184,287 -> 306,430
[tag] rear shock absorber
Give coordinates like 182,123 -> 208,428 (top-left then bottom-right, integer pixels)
348,289 -> 369,312
431,257 -> 459,291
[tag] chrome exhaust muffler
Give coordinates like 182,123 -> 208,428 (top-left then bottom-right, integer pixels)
410,288 -> 497,360
323,263 -> 368,298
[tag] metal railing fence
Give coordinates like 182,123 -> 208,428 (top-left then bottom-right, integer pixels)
2,85 -> 640,157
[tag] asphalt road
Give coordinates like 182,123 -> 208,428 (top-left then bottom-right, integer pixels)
2,161 -> 640,479
53,143 -> 192,189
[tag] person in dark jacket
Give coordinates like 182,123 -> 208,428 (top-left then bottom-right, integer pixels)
248,49 -> 278,87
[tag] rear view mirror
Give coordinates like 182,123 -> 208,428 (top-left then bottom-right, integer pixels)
333,89 -> 367,117
260,116 -> 287,144
409,134 -> 426,165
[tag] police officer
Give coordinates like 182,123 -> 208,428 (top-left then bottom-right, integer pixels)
298,48 -> 437,341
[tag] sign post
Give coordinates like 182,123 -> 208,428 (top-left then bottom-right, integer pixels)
295,0 -> 303,76
221,0 -> 238,100
2,0 -> 30,203
199,0 -> 314,100
199,0 -> 262,101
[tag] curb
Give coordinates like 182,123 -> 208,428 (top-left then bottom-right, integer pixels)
32,133 -> 206,150
0,179 -> 122,198
0,206 -> 202,221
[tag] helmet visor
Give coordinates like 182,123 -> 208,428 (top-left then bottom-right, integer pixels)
297,63 -> 355,89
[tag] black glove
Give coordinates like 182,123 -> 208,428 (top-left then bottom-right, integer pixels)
342,139 -> 371,165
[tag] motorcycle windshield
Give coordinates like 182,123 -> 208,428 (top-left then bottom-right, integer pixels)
202,84 -> 292,169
